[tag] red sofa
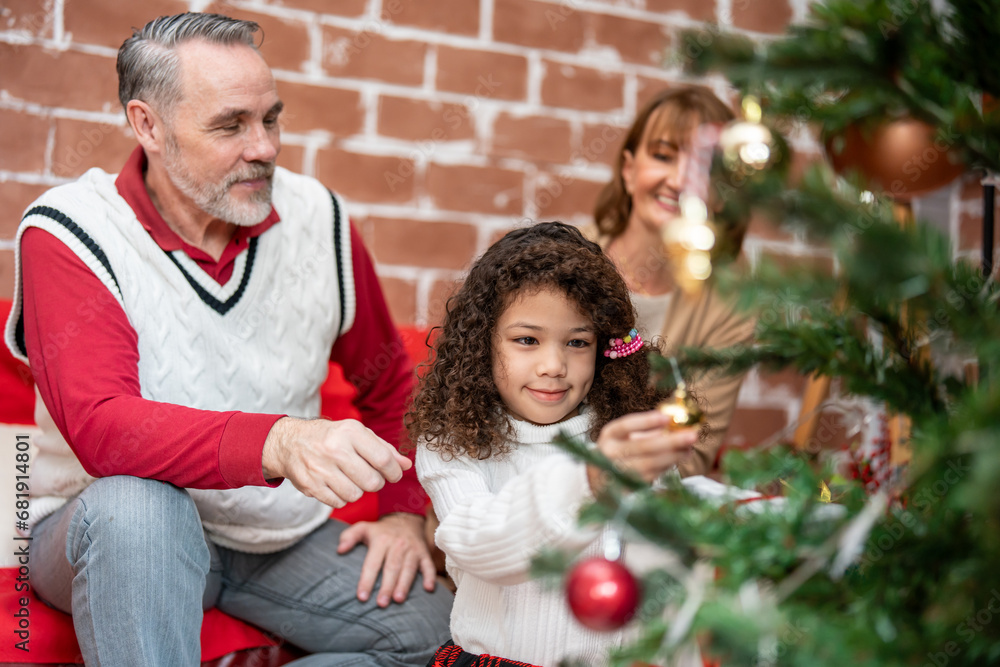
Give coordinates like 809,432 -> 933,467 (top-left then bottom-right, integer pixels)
0,298 -> 432,665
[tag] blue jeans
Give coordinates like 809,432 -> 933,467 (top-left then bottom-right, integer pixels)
32,476 -> 453,666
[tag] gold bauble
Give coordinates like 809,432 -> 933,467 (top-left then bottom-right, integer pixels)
661,193 -> 717,295
719,120 -> 779,176
657,388 -> 704,430
718,96 -> 781,177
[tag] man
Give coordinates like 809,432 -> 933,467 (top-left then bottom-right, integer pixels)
3,12 -> 451,665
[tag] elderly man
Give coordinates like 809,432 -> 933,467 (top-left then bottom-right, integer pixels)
4,12 -> 451,665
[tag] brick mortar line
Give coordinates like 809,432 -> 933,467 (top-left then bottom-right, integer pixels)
375,264 -> 464,281
367,0 -> 385,21
346,204 -> 546,228
0,33 -> 118,58
3,38 -> 701,117
42,122 -> 56,177
414,273 -> 435,329
949,180 -> 963,260
331,135 -> 616,181
0,171 -> 72,186
52,0 -> 65,42
0,98 -> 125,125
154,0 -> 768,78
743,237 -> 832,257
479,0 -> 495,41
422,44 -> 436,95
266,68 -> 685,117
227,0 -> 748,36
2,22 -> 778,64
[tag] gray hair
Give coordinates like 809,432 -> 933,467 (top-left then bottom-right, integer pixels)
116,12 -> 260,114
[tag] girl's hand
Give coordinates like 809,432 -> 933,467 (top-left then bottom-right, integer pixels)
588,410 -> 699,492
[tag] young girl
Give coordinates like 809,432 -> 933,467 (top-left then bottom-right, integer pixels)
408,222 -> 700,667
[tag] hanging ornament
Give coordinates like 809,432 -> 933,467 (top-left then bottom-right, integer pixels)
565,556 -> 641,631
718,96 -> 782,178
845,410 -> 893,495
778,478 -> 835,503
661,193 -> 717,294
658,387 -> 705,429
658,357 -> 705,430
823,115 -> 964,201
660,122 -> 721,295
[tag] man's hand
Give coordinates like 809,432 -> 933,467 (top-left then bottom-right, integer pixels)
337,512 -> 438,606
262,417 -> 412,508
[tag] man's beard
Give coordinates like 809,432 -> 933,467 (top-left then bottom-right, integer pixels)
162,134 -> 275,227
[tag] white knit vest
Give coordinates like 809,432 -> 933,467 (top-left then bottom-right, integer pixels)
4,166 -> 356,553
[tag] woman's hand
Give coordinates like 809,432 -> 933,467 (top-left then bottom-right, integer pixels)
588,410 -> 699,492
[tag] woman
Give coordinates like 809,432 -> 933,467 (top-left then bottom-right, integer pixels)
584,86 -> 756,477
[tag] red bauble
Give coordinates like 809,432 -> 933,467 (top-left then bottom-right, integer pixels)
824,116 -> 965,201
566,557 -> 641,631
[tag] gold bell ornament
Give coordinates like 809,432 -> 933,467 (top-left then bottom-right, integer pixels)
657,358 -> 705,430
661,193 -> 717,295
658,387 -> 705,430
660,119 -> 724,295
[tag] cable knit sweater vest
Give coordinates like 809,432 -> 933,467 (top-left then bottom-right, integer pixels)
4,166 -> 356,553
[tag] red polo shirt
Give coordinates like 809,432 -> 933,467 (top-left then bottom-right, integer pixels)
19,147 -> 424,515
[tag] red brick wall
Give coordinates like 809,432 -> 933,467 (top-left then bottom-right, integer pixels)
5,0 -> 984,455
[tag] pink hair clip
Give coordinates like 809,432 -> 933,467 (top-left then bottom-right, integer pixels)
603,328 -> 642,359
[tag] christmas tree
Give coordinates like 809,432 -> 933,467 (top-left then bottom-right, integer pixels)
544,2 -> 1000,665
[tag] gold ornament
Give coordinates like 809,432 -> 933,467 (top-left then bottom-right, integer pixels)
718,96 -> 781,177
661,193 -> 717,294
659,358 -> 704,431
657,387 -> 705,430
779,478 -> 834,503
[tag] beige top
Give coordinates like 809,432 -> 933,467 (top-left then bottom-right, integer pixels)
582,224 -> 756,476
631,290 -> 672,339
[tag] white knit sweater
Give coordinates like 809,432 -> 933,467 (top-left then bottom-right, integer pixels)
5,166 -> 355,553
417,411 -> 633,666
418,411 -> 771,666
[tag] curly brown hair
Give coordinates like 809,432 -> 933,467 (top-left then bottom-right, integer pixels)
405,221 -> 669,460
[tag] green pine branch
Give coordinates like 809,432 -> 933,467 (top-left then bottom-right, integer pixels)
538,3 -> 1000,664
681,0 -> 1000,173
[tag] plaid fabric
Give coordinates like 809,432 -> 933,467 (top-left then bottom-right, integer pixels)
427,641 -> 541,667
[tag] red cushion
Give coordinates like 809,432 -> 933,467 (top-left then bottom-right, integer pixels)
0,299 -> 34,425
0,568 -> 284,662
